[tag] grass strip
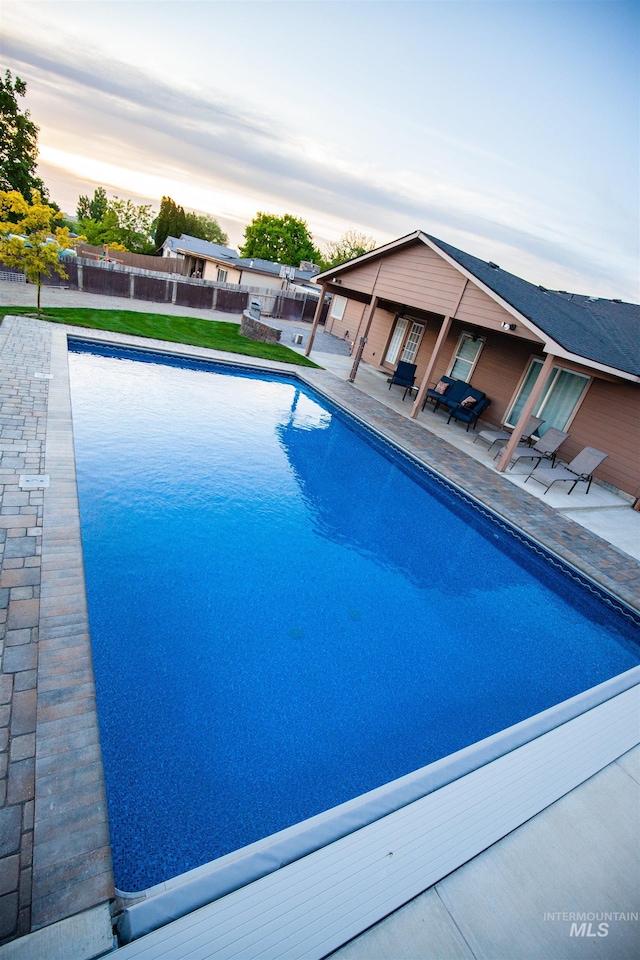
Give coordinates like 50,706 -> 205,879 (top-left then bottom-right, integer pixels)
1,306 -> 320,367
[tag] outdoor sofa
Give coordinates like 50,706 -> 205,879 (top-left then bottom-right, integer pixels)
421,375 -> 490,429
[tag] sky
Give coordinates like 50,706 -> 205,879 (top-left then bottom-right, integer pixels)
1,0 -> 638,300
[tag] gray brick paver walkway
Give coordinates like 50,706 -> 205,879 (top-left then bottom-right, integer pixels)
0,316 -> 49,940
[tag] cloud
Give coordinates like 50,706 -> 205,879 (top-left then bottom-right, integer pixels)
3,31 -> 637,300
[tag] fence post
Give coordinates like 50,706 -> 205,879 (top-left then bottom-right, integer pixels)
77,263 -> 84,291
211,287 -> 218,312
171,280 -> 178,304
129,274 -> 135,299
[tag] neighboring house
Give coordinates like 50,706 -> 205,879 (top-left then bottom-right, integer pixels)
312,230 -> 640,499
162,235 -> 320,291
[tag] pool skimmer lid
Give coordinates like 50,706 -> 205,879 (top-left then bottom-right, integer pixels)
19,474 -> 50,489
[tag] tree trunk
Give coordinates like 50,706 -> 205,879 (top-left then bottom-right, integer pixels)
37,276 -> 41,316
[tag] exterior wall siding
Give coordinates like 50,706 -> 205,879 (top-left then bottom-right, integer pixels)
560,379 -> 640,497
337,243 -> 465,315
203,262 -> 242,284
326,299 -> 365,341
456,283 -> 543,343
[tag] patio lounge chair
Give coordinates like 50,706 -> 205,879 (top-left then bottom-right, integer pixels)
474,416 -> 544,456
507,427 -> 569,471
447,396 -> 491,431
525,447 -> 608,495
388,361 -> 417,400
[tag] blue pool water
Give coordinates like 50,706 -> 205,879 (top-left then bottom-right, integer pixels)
68,342 -> 639,892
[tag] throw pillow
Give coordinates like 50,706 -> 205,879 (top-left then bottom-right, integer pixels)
461,396 -> 476,408
434,380 -> 449,395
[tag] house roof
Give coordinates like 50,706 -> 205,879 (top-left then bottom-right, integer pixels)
172,235 -> 319,283
173,235 -> 239,262
316,231 -> 640,379
425,234 -> 640,378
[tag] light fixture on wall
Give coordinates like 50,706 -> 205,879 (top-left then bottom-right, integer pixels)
501,322 -> 516,331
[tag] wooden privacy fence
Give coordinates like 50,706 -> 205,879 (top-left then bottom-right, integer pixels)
2,258 -> 325,322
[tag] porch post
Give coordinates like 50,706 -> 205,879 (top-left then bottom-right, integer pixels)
305,282 -> 327,357
347,261 -> 383,382
410,315 -> 453,418
349,296 -> 379,382
495,353 -> 556,472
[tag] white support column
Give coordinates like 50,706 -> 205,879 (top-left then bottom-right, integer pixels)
496,353 -> 556,472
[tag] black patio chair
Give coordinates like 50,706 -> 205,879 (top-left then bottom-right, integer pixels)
388,361 -> 417,400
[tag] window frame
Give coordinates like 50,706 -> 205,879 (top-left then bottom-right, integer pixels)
329,295 -> 347,321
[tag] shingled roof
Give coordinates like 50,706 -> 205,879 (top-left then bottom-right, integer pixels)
425,234 -> 640,377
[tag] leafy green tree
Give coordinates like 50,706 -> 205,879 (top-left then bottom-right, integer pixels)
322,231 -> 377,270
239,212 -> 320,267
79,194 -> 154,253
0,189 -> 77,313
76,186 -> 107,223
0,71 -> 47,202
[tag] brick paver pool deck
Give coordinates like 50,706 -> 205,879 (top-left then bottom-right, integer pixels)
0,313 -> 638,948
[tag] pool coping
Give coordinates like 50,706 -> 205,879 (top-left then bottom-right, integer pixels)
1,315 -> 636,942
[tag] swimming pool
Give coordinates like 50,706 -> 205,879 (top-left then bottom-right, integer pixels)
68,341 -> 640,893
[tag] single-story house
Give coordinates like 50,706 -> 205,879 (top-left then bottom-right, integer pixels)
307,231 -> 640,500
161,235 -> 320,292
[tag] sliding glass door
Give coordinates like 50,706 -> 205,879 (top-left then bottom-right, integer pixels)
506,359 -> 590,433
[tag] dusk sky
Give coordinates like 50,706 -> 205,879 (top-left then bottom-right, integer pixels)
1,0 -> 638,300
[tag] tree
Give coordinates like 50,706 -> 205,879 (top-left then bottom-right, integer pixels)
0,71 -> 47,202
239,212 -> 320,267
183,211 -> 228,246
77,186 -> 107,223
153,195 -> 185,250
0,189 -> 77,313
153,195 -> 228,252
78,194 -> 154,253
322,231 -> 377,270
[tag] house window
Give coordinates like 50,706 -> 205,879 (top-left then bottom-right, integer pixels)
216,268 -> 228,283
505,358 -> 590,434
330,295 -> 347,320
449,333 -> 484,381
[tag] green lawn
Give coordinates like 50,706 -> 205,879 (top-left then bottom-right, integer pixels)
1,306 -> 320,367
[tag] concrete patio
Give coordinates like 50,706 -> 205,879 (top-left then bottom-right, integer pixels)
0,293 -> 637,959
